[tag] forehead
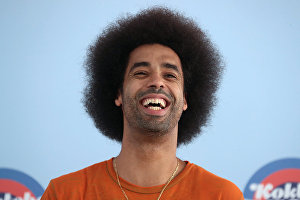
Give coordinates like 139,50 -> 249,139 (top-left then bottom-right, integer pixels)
127,44 -> 182,69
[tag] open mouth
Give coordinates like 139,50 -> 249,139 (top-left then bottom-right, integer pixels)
141,98 -> 168,110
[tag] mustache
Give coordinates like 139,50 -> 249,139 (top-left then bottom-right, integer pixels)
136,88 -> 173,101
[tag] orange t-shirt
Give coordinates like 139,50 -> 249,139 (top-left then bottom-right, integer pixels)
41,158 -> 244,200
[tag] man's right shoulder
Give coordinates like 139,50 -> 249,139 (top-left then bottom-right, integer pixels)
41,159 -> 110,200
53,159 -> 108,187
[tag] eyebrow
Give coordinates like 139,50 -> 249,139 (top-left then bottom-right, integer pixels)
163,63 -> 179,73
129,62 -> 180,73
128,62 -> 150,73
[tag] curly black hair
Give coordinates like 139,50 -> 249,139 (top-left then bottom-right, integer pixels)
84,7 -> 223,146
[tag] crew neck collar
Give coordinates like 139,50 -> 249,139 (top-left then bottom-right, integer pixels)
105,157 -> 193,194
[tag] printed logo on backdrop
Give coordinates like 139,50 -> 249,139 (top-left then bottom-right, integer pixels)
0,168 -> 44,200
244,158 -> 300,200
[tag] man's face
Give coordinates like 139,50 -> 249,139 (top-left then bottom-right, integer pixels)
115,44 -> 187,136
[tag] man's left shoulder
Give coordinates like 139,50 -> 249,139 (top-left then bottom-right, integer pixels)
189,163 -> 244,199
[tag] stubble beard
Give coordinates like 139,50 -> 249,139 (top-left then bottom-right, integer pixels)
122,89 -> 185,137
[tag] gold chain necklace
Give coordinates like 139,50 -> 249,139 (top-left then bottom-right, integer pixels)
113,157 -> 179,200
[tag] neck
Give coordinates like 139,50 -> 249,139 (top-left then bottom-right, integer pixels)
115,124 -> 185,187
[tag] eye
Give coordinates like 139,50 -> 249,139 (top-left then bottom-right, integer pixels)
164,73 -> 177,79
133,71 -> 148,78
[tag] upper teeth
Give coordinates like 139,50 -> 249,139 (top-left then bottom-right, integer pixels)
142,98 -> 166,108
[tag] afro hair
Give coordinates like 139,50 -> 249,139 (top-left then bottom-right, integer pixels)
84,7 -> 223,146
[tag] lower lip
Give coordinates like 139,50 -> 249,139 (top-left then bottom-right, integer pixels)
140,105 -> 169,116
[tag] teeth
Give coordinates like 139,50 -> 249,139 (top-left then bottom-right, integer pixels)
142,98 -> 166,108
161,100 -> 166,108
148,106 -> 162,110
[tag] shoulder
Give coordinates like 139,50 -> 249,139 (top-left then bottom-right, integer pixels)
187,162 -> 244,199
52,160 -> 107,187
41,159 -> 109,200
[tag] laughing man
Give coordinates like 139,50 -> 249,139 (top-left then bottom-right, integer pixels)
41,7 -> 244,200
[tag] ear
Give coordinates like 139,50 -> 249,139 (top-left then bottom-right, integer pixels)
183,94 -> 188,111
115,91 -> 122,107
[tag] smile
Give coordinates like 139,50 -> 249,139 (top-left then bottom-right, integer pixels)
142,98 -> 166,110
139,94 -> 171,116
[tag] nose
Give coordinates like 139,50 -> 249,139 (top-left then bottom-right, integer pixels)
147,71 -> 165,89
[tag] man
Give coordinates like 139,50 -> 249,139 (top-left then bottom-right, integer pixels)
41,7 -> 244,200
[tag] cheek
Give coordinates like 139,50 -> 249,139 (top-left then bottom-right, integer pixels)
173,82 -> 185,94
170,87 -> 184,102
122,84 -> 138,102
125,80 -> 144,94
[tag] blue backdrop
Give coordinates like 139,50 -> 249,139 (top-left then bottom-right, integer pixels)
1,1 -> 299,199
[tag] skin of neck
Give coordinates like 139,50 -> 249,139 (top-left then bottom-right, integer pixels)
115,119 -> 185,187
